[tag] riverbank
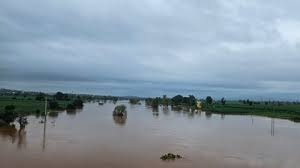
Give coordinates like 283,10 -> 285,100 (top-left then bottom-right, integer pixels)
0,96 -> 72,115
203,101 -> 300,122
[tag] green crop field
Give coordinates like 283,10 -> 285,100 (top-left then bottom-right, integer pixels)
203,101 -> 300,122
0,95 -> 71,115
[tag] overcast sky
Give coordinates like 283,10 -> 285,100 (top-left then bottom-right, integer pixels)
1,0 -> 300,99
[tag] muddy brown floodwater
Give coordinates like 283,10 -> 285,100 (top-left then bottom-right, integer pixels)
1,101 -> 300,168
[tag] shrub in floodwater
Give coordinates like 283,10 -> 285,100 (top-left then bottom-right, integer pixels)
72,99 -> 84,108
48,100 -> 60,110
113,105 -> 127,116
160,153 -> 182,161
48,111 -> 59,117
0,105 -> 18,125
129,98 -> 140,104
66,103 -> 76,110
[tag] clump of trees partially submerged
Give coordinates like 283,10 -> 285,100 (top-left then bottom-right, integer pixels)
129,98 -> 141,105
0,105 -> 17,126
112,105 -> 127,126
113,105 -> 127,116
145,95 -> 198,110
0,105 -> 28,128
0,91 -> 86,127
48,92 -> 84,111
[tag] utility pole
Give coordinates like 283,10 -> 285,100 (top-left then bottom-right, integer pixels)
43,97 -> 47,151
44,97 -> 47,122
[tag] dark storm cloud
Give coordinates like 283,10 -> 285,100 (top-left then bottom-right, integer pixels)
1,0 -> 300,99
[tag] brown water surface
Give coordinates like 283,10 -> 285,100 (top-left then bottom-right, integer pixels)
1,101 -> 300,168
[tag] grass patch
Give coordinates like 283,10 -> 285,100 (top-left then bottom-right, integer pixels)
0,95 -> 72,115
203,101 -> 300,122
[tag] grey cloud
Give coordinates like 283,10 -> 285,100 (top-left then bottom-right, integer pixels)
1,0 -> 300,99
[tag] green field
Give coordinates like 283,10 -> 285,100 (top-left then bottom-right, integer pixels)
0,95 -> 71,115
1,94 -> 300,122
203,101 -> 300,122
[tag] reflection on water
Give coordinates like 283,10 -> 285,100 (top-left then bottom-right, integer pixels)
221,114 -> 225,120
271,118 -> 275,136
113,115 -> 127,126
66,109 -> 77,116
162,106 -> 170,116
1,101 -> 300,168
205,111 -> 212,119
0,126 -> 27,149
42,118 -> 47,151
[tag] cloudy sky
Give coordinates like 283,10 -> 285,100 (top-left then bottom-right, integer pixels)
1,0 -> 300,100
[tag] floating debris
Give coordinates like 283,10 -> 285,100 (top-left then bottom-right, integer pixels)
160,153 -> 182,161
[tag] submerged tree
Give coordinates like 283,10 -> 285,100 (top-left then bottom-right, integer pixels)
151,97 -> 160,108
113,105 -> 127,116
0,105 -> 17,125
72,99 -> 84,108
48,100 -> 60,110
171,95 -> 184,106
129,98 -> 140,104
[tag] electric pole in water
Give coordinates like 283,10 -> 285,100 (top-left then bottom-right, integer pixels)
43,97 -> 47,151
44,97 -> 47,122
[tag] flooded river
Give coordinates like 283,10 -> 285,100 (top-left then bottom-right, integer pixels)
1,101 -> 300,168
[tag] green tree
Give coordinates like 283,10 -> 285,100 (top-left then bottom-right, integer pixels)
162,95 -> 169,105
171,95 -> 183,106
206,96 -> 213,105
129,98 -> 140,104
151,97 -> 160,108
49,100 -> 60,109
35,93 -> 45,101
72,99 -> 84,108
54,92 -> 68,100
0,105 -> 17,124
221,97 -> 226,105
188,95 -> 197,107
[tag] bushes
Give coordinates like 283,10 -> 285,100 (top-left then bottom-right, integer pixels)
35,93 -> 45,101
54,92 -> 69,100
129,98 -> 140,104
206,96 -> 213,105
66,99 -> 84,110
72,99 -> 83,108
0,105 -> 17,124
113,105 -> 127,116
49,100 -> 60,110
66,103 -> 76,110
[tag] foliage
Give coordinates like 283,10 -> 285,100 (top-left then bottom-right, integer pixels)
5,105 -> 16,112
221,97 -> 226,105
35,93 -> 45,101
113,105 -> 127,116
72,99 -> 84,108
54,92 -> 69,101
170,95 -> 197,107
151,97 -> 160,108
0,105 -> 17,124
162,95 -> 169,105
129,98 -> 140,104
48,100 -> 60,110
66,103 -> 76,110
171,95 -> 184,106
206,96 -> 213,104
